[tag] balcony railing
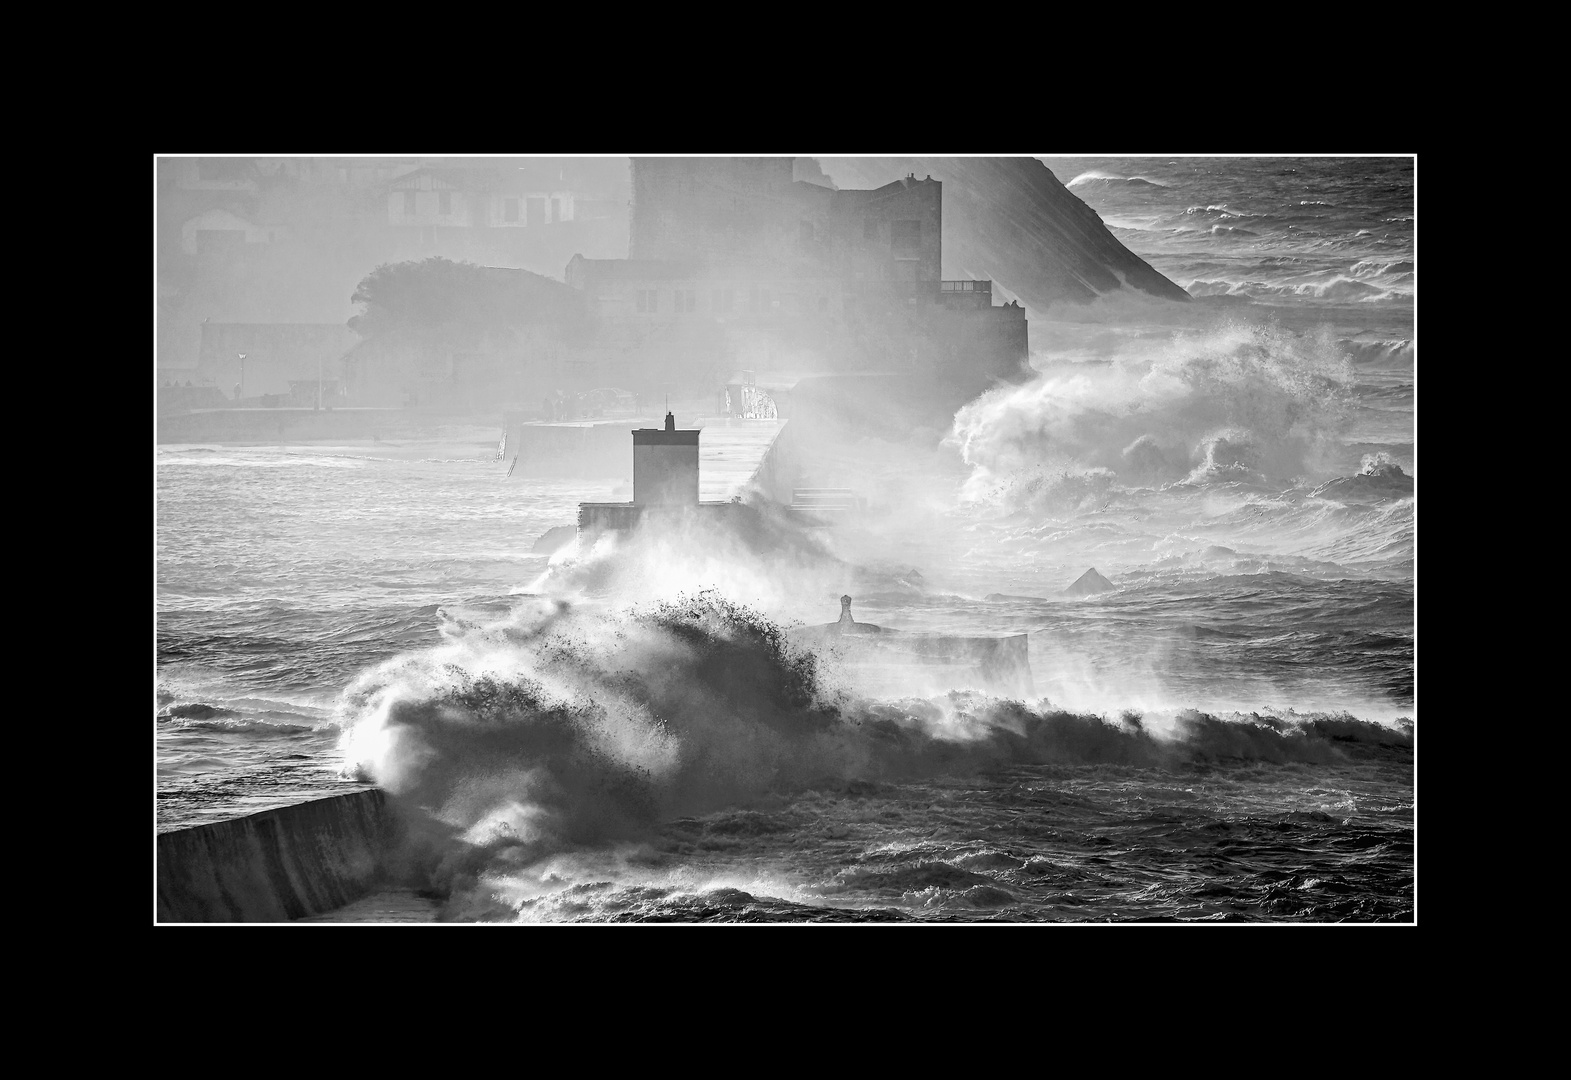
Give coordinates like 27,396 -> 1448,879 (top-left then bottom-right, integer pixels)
939,280 -> 991,294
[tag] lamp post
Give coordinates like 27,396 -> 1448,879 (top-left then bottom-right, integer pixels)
237,352 -> 247,401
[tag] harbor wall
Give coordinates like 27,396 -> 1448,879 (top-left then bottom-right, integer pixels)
156,788 -> 402,923
157,407 -> 405,444
741,418 -> 795,504
502,417 -> 660,479
787,628 -> 1034,700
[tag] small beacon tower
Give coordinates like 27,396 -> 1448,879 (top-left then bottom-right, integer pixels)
632,411 -> 699,506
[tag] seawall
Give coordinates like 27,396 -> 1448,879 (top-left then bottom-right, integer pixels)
158,407 -> 406,444
501,416 -> 662,478
156,788 -> 401,923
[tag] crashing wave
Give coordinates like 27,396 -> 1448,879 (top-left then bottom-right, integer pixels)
1068,170 -> 1170,188
332,592 -> 1408,918
951,319 -> 1355,507
1310,454 -> 1414,502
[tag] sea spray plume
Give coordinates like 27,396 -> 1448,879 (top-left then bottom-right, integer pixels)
335,589 -> 1410,918
949,319 -> 1356,511
526,497 -> 858,624
334,592 -> 847,909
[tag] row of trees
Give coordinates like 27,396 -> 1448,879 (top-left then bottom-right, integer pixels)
348,257 -> 589,346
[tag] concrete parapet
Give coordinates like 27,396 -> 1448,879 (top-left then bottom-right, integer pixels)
504,417 -> 663,479
157,407 -> 404,444
156,788 -> 401,923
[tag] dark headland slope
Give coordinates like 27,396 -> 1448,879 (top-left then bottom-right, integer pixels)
816,157 -> 1191,310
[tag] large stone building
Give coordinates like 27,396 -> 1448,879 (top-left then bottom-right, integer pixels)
157,157 -> 1033,419
559,158 -> 1028,406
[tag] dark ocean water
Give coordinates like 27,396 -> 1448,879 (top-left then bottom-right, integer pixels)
155,156 -> 1414,923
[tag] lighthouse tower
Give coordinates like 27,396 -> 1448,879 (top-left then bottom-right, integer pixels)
632,411 -> 699,506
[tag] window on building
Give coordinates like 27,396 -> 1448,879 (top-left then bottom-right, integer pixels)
403,190 -> 417,216
893,220 -> 921,255
504,198 -> 519,223
637,291 -> 647,313
439,191 -> 451,215
864,218 -> 879,240
552,197 -> 562,223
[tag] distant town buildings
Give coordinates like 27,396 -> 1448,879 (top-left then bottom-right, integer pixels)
156,157 -> 629,389
157,157 -> 1027,413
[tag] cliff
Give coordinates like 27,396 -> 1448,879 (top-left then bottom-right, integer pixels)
817,157 -> 1191,311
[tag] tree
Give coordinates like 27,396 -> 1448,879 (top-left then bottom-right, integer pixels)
348,257 -> 588,346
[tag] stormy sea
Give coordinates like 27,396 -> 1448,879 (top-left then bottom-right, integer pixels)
155,156 -> 1415,923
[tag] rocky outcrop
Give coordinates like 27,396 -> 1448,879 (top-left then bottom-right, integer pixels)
1064,567 -> 1117,596
818,157 -> 1191,311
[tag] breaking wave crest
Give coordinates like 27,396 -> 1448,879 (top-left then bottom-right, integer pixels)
950,319 -> 1356,510
1067,170 -> 1170,188
334,592 -> 1408,917
1340,338 -> 1414,367
1187,277 -> 1403,302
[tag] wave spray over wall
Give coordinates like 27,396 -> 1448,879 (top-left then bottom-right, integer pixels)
336,589 -> 1407,921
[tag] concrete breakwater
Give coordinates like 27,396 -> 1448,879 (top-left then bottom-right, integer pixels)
502,416 -> 662,478
157,406 -> 405,444
789,626 -> 1035,700
156,788 -> 401,923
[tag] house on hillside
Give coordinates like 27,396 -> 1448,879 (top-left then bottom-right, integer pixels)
387,167 -> 578,238
376,165 -> 629,270
179,208 -> 279,257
